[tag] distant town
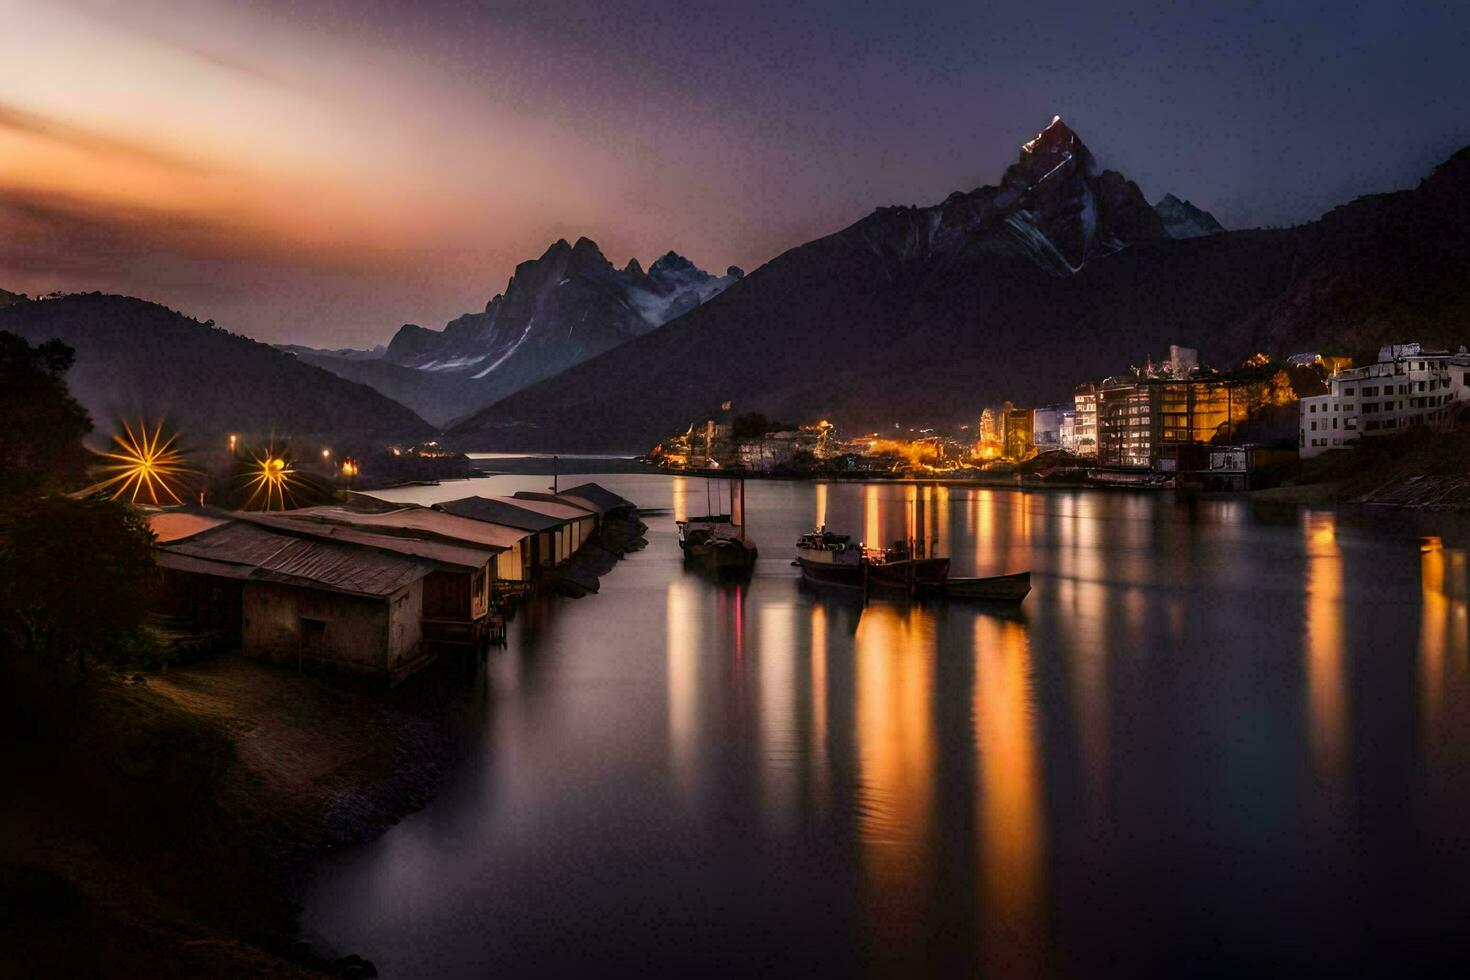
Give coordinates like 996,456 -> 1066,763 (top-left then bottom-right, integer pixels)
647,342 -> 1470,494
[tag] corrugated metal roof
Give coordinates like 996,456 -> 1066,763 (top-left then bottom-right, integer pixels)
165,521 -> 298,568
160,521 -> 430,597
253,537 -> 428,597
147,510 -> 232,542
283,504 -> 529,550
560,483 -> 637,512
438,496 -> 567,532
238,512 -> 499,571
502,495 -> 595,522
155,550 -> 255,580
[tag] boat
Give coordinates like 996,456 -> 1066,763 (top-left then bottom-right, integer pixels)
795,526 -> 949,595
677,478 -> 757,577
943,571 -> 1031,603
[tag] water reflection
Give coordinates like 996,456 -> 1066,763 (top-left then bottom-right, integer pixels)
1304,511 -> 1346,782
672,474 -> 688,523
665,576 -> 701,802
305,474 -> 1470,978
974,616 -> 1046,975
759,601 -> 800,832
854,603 -> 937,944
1420,539 -> 1468,740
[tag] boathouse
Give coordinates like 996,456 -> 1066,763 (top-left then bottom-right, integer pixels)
437,496 -> 583,575
239,509 -> 506,648
154,520 -> 432,680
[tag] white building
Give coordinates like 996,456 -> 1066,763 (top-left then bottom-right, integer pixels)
1299,343 -> 1470,458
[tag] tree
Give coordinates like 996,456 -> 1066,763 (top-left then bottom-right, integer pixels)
0,331 -> 93,497
0,334 -> 155,673
0,497 -> 156,672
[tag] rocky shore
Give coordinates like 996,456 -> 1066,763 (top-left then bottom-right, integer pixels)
543,510 -> 649,598
1,654 -> 485,976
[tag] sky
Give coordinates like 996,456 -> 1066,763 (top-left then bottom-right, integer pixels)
1,0 -> 1467,347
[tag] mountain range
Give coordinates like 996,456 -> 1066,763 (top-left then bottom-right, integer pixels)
444,119 -> 1470,450
0,294 -> 433,445
287,241 -> 742,425
1154,193 -> 1226,239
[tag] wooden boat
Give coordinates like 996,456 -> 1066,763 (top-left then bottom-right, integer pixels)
677,478 -> 757,577
795,527 -> 949,595
943,571 -> 1031,603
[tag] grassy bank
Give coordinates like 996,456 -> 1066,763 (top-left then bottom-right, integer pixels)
1261,415 -> 1470,509
0,653 -> 481,976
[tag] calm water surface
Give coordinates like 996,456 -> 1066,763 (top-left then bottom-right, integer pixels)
303,473 -> 1470,977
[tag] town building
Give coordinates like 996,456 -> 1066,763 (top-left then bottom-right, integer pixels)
1298,343 -> 1470,458
1003,404 -> 1034,460
1032,406 -> 1066,454
1072,384 -> 1098,457
1097,374 -> 1247,470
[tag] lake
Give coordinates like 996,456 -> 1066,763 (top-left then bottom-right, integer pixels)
302,472 -> 1470,977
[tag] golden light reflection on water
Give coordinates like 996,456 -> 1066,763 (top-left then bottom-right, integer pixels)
665,576 -> 700,801
1419,541 -> 1468,739
672,475 -> 688,524
1304,511 -> 1346,782
854,603 -> 936,937
974,616 -> 1046,975
814,482 -> 828,529
810,602 -> 830,807
759,602 -> 800,832
863,484 -> 882,551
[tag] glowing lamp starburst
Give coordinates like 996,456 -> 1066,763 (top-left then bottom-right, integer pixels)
245,450 -> 296,510
94,418 -> 190,504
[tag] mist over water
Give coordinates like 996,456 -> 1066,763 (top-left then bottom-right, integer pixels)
304,472 -> 1470,977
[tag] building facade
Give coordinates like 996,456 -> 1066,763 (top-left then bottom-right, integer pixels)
1073,384 -> 1098,457
1298,344 -> 1470,458
1098,376 -> 1248,469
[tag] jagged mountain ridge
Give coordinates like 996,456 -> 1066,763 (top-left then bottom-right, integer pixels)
1154,193 -> 1226,238
448,124 -> 1470,451
0,293 -> 434,444
292,239 -> 741,425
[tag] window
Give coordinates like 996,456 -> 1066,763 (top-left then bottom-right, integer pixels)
1310,403 -> 1317,413
1363,386 -> 1377,396
1332,418 -> 1338,429
1343,387 -> 1355,395
1366,420 -> 1381,431
1311,421 -> 1318,431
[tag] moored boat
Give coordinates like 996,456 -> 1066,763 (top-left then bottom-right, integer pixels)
678,478 -> 757,577
795,526 -> 949,595
944,571 -> 1031,603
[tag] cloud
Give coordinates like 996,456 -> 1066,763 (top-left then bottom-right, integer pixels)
0,101 -> 212,177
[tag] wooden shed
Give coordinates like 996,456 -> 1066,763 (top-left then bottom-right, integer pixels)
155,521 -> 433,681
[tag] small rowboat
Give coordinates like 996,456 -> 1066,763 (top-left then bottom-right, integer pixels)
944,571 -> 1030,603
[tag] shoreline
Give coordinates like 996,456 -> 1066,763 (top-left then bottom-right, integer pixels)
1,653 -> 485,976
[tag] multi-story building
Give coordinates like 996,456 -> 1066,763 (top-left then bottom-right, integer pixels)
1032,405 -> 1066,453
1003,405 -> 1034,461
1073,384 -> 1098,457
1299,343 -> 1470,458
1059,409 -> 1078,454
1097,377 -> 1153,467
1098,375 -> 1248,469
